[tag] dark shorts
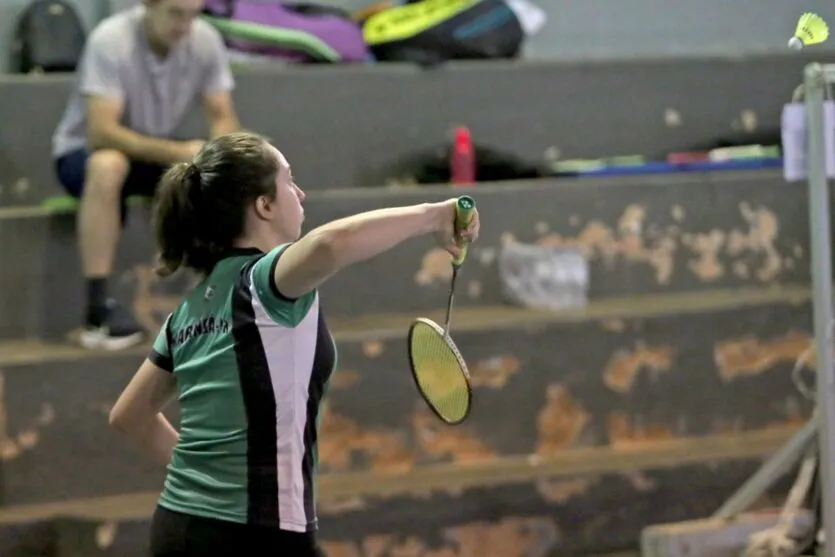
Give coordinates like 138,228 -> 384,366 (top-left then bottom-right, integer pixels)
54,148 -> 166,200
150,505 -> 327,557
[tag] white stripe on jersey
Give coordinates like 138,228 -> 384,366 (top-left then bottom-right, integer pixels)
247,268 -> 319,532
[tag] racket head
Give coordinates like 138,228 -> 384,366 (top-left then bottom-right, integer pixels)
407,317 -> 472,425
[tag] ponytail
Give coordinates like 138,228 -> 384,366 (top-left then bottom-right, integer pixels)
152,162 -> 197,277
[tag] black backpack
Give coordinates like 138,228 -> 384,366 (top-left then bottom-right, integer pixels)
12,0 -> 87,74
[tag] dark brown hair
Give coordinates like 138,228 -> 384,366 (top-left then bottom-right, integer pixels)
152,132 -> 277,277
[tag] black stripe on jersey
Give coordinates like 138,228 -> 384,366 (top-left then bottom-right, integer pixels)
268,244 -> 299,302
302,311 -> 336,524
149,348 -> 173,372
149,314 -> 175,372
231,260 -> 280,527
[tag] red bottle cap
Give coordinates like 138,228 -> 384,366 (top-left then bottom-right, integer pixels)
454,127 -> 472,152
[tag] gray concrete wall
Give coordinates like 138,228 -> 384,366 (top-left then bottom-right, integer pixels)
1,0 -> 835,73
1,53 -> 829,207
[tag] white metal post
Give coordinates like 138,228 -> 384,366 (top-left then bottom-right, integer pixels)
806,61 -> 835,557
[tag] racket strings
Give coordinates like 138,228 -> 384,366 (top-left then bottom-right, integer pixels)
409,321 -> 470,423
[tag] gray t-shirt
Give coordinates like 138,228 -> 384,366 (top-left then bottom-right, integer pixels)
51,5 -> 235,159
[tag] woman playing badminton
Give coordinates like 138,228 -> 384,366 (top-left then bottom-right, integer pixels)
108,131 -> 479,557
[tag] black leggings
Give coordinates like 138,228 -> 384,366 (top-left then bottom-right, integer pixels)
150,505 -> 326,557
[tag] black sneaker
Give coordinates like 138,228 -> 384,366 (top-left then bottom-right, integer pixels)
79,299 -> 146,351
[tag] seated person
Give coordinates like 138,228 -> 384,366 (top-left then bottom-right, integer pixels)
51,0 -> 241,350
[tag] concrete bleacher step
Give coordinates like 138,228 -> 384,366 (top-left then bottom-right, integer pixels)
0,171 -> 814,341
0,54 -> 828,205
0,431 -> 801,557
0,289 -> 814,507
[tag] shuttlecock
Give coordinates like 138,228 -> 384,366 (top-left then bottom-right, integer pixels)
789,12 -> 829,49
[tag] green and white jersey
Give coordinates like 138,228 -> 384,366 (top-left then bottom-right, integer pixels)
148,245 -> 336,532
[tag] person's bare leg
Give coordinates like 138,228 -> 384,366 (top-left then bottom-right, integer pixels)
75,149 -> 146,350
78,149 -> 129,281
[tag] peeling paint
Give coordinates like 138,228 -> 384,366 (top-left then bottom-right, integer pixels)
740,109 -> 759,132
129,262 -> 199,333
534,205 -> 676,284
526,203 -> 788,287
681,230 -> 725,280
469,355 -> 521,389
466,280 -> 482,299
0,371 -> 52,461
599,319 -> 626,332
363,341 -> 384,359
664,108 -> 682,127
603,343 -> 674,393
477,247 -> 496,266
413,407 -> 495,463
607,412 -> 674,448
318,496 -> 367,514
330,371 -> 360,390
318,404 -> 414,473
535,477 -> 592,503
732,261 -> 750,279
536,384 -> 589,455
414,248 -> 454,286
322,517 -> 560,557
95,521 -> 118,549
621,470 -> 657,492
714,331 -> 813,382
730,203 -> 782,281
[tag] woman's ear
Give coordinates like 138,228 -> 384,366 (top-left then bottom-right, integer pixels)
253,195 -> 273,221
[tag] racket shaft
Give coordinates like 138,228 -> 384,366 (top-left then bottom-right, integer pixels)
443,267 -> 459,334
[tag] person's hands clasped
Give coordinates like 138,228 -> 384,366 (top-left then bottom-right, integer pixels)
432,198 -> 480,260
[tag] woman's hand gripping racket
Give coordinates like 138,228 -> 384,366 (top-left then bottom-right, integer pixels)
408,196 -> 478,425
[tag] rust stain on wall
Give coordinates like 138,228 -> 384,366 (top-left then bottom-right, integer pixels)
535,477 -> 593,503
621,470 -> 657,492
318,496 -> 367,514
535,384 -> 589,455
607,412 -> 674,448
714,331 -> 813,382
330,371 -> 360,390
363,341 -> 384,358
322,517 -> 559,557
602,343 -> 674,393
533,204 -> 676,284
522,203 -> 789,286
0,371 -> 53,461
469,355 -> 521,388
466,280 -> 482,299
318,404 -> 414,473
412,407 -> 495,463
415,248 -> 454,286
727,203 -> 782,281
129,263 -> 200,333
95,522 -> 118,549
600,319 -> 626,332
681,230 -> 726,280
680,204 -> 784,282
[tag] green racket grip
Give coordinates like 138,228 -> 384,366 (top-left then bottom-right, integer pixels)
451,196 -> 476,267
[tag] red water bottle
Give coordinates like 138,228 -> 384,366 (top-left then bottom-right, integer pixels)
450,126 -> 475,187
